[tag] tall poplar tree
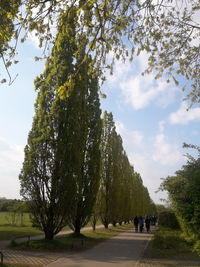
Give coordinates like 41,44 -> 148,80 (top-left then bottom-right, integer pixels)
19,8 -> 101,239
67,50 -> 102,236
109,132 -> 124,226
99,111 -> 115,228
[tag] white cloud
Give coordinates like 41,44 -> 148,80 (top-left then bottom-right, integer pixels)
153,133 -> 183,166
169,103 -> 200,125
159,120 -> 165,132
28,31 -> 41,48
112,52 -> 178,110
115,121 -> 144,147
0,138 -> 24,199
120,73 -> 171,110
105,57 -> 132,85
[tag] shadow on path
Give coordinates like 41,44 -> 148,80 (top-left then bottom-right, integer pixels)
46,230 -> 154,267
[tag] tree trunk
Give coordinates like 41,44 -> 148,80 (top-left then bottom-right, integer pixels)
74,226 -> 81,235
45,231 -> 54,241
91,215 -> 97,231
104,222 -> 109,229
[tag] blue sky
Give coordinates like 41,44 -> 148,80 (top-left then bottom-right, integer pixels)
0,37 -> 199,204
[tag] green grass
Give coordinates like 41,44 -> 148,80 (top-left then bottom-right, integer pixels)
0,212 -> 42,240
143,227 -> 200,261
0,226 -> 42,241
0,212 -> 32,226
9,223 -> 132,252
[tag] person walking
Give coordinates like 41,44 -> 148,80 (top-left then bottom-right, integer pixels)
138,216 -> 144,233
145,216 -> 151,233
133,216 -> 139,232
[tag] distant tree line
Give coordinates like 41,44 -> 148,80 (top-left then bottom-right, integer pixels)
19,9 -> 156,240
0,198 -> 28,213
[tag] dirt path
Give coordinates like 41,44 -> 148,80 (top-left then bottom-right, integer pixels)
46,230 -> 153,267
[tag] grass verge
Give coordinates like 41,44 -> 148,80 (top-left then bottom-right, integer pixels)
0,226 -> 42,241
9,224 -> 132,252
140,227 -> 200,266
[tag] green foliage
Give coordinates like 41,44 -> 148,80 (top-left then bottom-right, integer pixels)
66,48 -> 102,235
161,159 -> 200,239
155,204 -> 168,214
160,145 -> 200,246
19,9 -> 101,239
193,240 -> 200,256
0,0 -> 20,48
19,9 -> 81,240
99,111 -> 155,227
0,0 -> 21,84
1,1 -> 199,103
158,211 -> 180,229
0,199 -> 28,213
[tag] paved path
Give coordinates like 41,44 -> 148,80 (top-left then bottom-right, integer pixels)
0,227 -> 154,266
46,230 -> 153,267
0,249 -> 58,266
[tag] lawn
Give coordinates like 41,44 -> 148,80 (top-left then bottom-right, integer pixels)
0,212 -> 32,226
0,212 -> 42,240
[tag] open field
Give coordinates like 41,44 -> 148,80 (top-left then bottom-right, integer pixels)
0,212 -> 42,241
0,212 -> 32,226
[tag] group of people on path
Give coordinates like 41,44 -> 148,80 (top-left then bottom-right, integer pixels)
133,215 -> 157,233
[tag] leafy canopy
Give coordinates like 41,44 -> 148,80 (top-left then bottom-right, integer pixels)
1,0 -> 200,103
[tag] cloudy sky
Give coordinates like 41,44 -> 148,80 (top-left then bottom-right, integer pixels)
0,37 -> 199,204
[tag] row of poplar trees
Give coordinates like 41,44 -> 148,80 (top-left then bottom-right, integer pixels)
19,9 -> 155,240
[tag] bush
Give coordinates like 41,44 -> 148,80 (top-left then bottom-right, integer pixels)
153,228 -> 181,249
193,240 -> 200,256
158,211 -> 180,229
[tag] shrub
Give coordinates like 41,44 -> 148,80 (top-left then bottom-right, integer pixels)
158,211 -> 180,229
193,240 -> 200,256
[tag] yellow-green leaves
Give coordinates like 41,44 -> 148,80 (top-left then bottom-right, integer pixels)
0,0 -> 20,47
57,78 -> 75,99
